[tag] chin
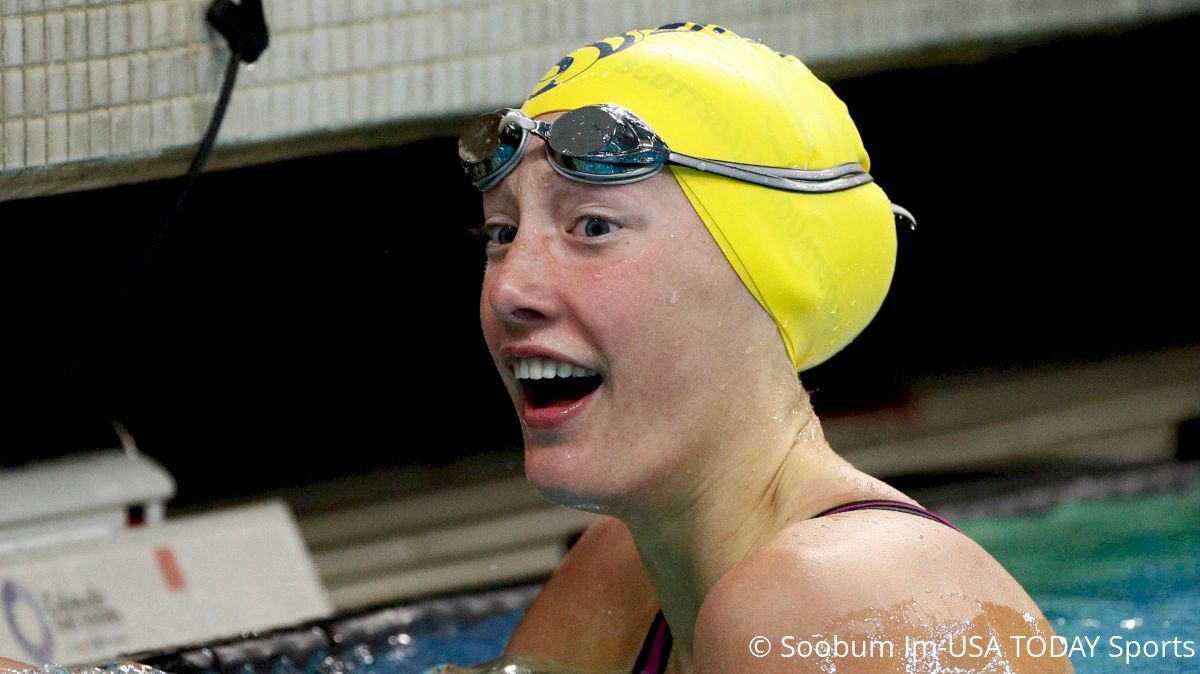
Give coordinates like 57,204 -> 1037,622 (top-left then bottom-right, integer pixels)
522,444 -> 624,514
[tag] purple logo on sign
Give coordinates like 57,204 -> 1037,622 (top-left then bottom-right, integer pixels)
2,578 -> 54,663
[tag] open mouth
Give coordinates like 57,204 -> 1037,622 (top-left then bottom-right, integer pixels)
511,356 -> 603,409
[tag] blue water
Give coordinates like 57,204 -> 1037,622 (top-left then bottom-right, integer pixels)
216,482 -> 1200,674
956,483 -> 1200,673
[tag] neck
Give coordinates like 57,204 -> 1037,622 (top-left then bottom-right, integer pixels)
619,388 -> 883,666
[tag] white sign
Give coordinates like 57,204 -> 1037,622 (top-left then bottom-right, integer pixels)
0,501 -> 332,666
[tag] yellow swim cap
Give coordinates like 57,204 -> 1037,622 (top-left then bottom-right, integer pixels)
520,22 -> 897,371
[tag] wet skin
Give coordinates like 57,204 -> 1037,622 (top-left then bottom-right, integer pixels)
479,116 -> 1072,674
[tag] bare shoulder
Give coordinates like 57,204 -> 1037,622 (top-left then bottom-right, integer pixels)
504,516 -> 659,671
694,511 -> 1073,673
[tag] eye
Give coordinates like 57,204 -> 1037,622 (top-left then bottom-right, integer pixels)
470,223 -> 518,246
571,215 -> 620,238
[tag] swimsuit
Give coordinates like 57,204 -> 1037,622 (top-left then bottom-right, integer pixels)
629,499 -> 958,674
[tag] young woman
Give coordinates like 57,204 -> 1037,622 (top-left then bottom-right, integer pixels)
456,22 -> 1072,674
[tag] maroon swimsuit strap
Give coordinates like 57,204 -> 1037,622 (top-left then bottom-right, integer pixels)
629,499 -> 957,674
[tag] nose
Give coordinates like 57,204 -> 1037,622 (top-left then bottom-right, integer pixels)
484,227 -> 557,328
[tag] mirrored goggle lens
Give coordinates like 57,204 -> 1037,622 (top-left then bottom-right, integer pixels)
458,112 -> 525,183
551,106 -> 643,157
551,152 -> 662,182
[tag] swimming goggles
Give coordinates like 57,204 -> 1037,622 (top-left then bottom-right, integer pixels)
458,104 -> 876,194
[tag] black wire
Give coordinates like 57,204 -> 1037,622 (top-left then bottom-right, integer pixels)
135,51 -> 241,275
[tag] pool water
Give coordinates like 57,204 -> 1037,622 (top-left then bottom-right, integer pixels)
152,481 -> 1200,674
955,483 -> 1200,673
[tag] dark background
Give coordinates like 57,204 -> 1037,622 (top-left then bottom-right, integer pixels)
2,16 -> 1196,508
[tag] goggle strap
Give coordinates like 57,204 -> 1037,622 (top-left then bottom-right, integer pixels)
668,152 -> 875,194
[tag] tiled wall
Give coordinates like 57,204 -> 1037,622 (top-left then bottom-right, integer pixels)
1,0 -> 1196,200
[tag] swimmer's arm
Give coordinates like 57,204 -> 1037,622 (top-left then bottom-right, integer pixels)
503,516 -> 659,671
1,658 -> 35,669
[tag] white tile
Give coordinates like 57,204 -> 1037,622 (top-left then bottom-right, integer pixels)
369,69 -> 387,118
2,18 -> 21,64
46,63 -> 66,110
3,69 -> 23,117
24,65 -> 47,114
167,0 -> 189,46
45,0 -> 67,10
311,76 -> 330,126
44,11 -> 66,61
109,103 -> 129,153
24,15 -> 45,63
269,84 -> 289,133
169,96 -> 193,144
425,12 -> 444,60
331,75 -> 349,123
264,0 -> 287,32
330,25 -> 349,72
310,0 -> 329,26
87,108 -> 108,157
222,83 -> 249,139
86,8 -> 105,56
193,45 -> 224,89
409,13 -> 426,60
249,86 -> 269,138
108,54 -> 128,103
387,67 -> 405,115
149,50 -> 170,97
169,47 -> 191,96
64,0 -> 83,7
291,0 -> 309,29
150,99 -> 169,146
310,29 -> 329,73
25,0 -> 44,11
127,1 -> 147,50
289,80 -> 310,129
129,51 -> 148,100
148,0 -> 167,47
328,0 -> 348,23
349,71 -> 367,120
190,96 -> 208,142
3,120 -> 23,170
87,58 -> 107,105
130,102 -> 149,151
287,31 -> 309,74
186,0 -> 210,42
46,113 -> 67,163
64,9 -> 85,59
370,19 -> 387,66
66,112 -> 87,160
107,2 -> 127,53
267,31 -> 289,80
350,22 -> 368,69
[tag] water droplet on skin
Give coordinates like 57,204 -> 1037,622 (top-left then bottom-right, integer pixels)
669,290 -> 679,304
719,384 -> 727,391
744,345 -> 754,354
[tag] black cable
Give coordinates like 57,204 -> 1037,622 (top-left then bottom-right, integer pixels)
135,51 -> 240,275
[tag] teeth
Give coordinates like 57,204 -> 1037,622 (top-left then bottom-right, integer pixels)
511,356 -> 599,380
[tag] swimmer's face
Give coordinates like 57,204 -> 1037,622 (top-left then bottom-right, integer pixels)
479,112 -> 790,512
